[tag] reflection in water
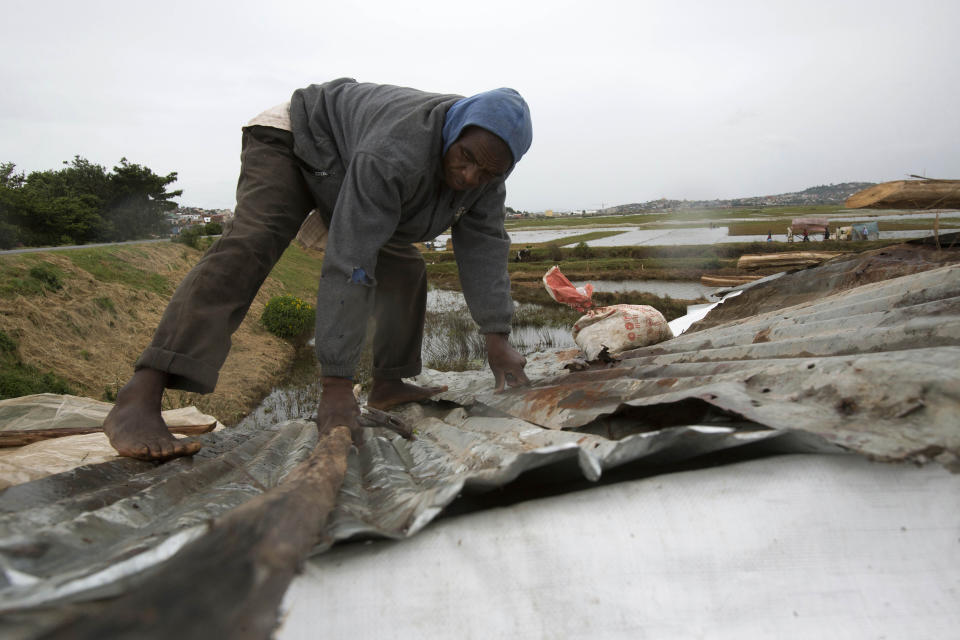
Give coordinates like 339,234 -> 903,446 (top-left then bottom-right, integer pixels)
236,382 -> 319,429
572,279 -> 717,300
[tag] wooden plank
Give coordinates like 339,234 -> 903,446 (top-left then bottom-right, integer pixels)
700,275 -> 764,287
0,422 -> 217,447
737,252 -> 842,270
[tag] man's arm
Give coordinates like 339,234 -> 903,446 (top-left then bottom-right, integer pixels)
452,183 -> 530,390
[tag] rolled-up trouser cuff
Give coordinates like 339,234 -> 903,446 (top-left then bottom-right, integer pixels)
136,347 -> 220,394
478,322 -> 512,335
372,359 -> 423,380
319,363 -> 357,379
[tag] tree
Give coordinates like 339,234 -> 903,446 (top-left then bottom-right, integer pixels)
102,158 -> 180,240
0,156 -> 181,247
5,157 -> 108,246
0,163 -> 25,248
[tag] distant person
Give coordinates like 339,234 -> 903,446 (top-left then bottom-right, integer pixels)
802,230 -> 810,242
787,226 -> 794,242
766,231 -> 772,242
823,228 -> 829,241
103,78 -> 534,461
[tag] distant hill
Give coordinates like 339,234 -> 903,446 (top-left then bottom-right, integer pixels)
604,182 -> 877,214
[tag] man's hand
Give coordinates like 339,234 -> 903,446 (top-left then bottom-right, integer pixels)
485,333 -> 530,392
316,376 -> 362,444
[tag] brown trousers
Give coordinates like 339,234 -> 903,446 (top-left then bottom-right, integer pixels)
136,126 -> 426,393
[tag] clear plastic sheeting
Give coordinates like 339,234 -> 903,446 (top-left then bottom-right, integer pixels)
0,394 -> 218,433
0,433 -> 125,489
0,395 -> 221,489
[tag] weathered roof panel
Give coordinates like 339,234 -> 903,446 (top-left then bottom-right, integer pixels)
416,262 -> 960,463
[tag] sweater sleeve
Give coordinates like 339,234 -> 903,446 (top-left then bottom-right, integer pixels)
451,182 -> 514,334
314,152 -> 402,378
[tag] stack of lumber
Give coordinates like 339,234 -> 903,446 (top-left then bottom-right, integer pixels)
846,179 -> 960,209
737,252 -> 842,271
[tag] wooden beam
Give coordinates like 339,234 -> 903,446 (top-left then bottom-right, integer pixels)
0,422 -> 217,447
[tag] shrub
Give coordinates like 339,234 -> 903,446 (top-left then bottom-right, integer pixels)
572,241 -> 593,259
204,221 -> 223,236
547,243 -> 564,261
172,225 -> 204,249
261,295 -> 315,342
0,329 -> 73,399
29,264 -> 63,291
0,329 -> 17,355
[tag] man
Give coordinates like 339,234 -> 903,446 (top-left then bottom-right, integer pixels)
103,78 -> 533,461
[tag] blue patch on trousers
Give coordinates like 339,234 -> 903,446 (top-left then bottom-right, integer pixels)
351,267 -> 372,285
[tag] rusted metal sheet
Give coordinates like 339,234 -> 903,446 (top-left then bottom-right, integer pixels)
417,262 -> 960,465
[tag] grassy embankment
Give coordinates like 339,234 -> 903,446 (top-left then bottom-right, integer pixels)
0,241 -> 325,424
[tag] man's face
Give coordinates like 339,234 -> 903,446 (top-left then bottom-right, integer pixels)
443,127 -> 513,192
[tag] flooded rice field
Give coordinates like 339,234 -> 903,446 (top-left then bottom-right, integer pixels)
423,280 -> 707,366
430,212 -> 955,248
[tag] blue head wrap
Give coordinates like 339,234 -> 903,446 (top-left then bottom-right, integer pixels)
442,88 -> 533,168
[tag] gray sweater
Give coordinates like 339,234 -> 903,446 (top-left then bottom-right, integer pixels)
289,79 -> 514,378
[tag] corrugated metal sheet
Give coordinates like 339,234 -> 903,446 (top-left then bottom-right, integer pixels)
418,263 -> 960,463
1,247 -> 958,637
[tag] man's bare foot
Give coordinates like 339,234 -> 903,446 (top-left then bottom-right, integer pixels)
366,378 -> 448,410
103,368 -> 202,461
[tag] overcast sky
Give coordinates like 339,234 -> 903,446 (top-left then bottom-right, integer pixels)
2,0 -> 957,212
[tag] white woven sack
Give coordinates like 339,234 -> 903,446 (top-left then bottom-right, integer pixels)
572,304 -> 673,360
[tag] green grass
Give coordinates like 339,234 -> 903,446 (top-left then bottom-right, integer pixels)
93,296 -> 117,314
511,304 -> 582,328
266,243 -> 326,300
0,258 -> 70,298
68,249 -> 173,296
0,329 -> 73,399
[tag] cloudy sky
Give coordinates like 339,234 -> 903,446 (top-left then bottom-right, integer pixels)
2,0 -> 957,212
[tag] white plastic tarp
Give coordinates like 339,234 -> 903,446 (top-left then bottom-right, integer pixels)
279,453 -> 960,640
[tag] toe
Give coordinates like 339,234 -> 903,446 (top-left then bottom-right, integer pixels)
181,441 -> 203,456
129,443 -> 151,459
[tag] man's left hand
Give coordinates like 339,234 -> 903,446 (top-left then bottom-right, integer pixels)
485,333 -> 530,392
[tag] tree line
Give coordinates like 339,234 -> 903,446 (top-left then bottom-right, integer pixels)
0,157 -> 181,249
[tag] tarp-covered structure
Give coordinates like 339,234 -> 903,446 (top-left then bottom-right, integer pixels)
0,235 -> 958,638
789,216 -> 829,234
